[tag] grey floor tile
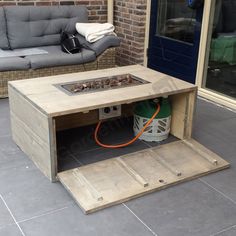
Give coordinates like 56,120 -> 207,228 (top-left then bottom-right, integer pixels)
20,203 -> 154,236
57,117 -> 134,155
0,152 -> 7,165
0,224 -> 22,236
126,180 -> 236,236
0,152 -> 32,181
200,117 -> 236,144
0,99 -> 11,137
73,139 -> 149,165
0,162 -> 72,222
0,98 -> 9,108
192,129 -> 235,164
200,168 -> 236,204
58,155 -> 81,172
214,226 -> 236,236
57,117 -> 150,167
193,103 -> 236,137
0,116 -> 11,137
0,197 -> 14,228
195,99 -> 236,123
0,150 -> 31,170
57,126 -> 97,154
0,99 -> 10,117
0,136 -> 21,156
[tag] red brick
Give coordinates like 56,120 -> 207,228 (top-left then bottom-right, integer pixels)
0,2 -> 16,6
18,2 -> 35,5
36,2 -> 52,5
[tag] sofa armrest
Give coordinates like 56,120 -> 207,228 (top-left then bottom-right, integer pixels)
76,33 -> 120,56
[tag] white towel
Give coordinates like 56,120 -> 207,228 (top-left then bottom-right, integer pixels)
75,23 -> 116,43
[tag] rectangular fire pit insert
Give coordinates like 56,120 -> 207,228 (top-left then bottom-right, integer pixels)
55,74 -> 150,95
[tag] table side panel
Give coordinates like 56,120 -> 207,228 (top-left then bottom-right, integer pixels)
8,86 -> 50,143
170,89 -> 197,139
9,86 -> 54,181
48,118 -> 57,182
184,89 -> 197,139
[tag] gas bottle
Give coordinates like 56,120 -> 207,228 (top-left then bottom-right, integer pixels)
133,96 -> 171,142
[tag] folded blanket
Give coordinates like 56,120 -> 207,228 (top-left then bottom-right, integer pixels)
76,23 -> 116,43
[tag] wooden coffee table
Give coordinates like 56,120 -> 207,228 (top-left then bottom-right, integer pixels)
8,65 -> 229,213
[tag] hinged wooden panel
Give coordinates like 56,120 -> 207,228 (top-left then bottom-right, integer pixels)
58,139 -> 229,214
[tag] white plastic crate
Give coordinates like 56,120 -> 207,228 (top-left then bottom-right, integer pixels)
133,114 -> 171,142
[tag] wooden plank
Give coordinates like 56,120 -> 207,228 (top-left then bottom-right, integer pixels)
56,110 -> 99,131
48,118 -> 57,182
9,65 -> 197,117
169,90 -> 196,139
11,112 -> 52,180
183,89 -> 197,139
116,157 -> 149,187
183,139 -> 218,165
8,86 -> 50,143
150,150 -> 182,176
55,104 -> 134,131
169,91 -> 196,139
73,169 -> 103,201
58,139 -> 230,214
9,86 -> 54,181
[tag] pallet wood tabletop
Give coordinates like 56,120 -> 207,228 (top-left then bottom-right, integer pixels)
8,65 -> 197,117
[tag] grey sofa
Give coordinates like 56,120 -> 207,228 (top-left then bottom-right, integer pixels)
0,6 -> 120,97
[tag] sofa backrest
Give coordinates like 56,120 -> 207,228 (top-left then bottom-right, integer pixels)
0,8 -> 10,50
4,6 -> 88,49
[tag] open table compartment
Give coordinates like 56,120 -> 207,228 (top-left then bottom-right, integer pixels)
8,65 -> 230,214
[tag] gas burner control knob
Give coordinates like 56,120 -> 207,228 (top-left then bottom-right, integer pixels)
104,107 -> 111,114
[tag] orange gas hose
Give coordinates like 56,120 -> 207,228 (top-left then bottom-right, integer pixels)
94,103 -> 160,148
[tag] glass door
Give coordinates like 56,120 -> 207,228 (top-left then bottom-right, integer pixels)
148,0 -> 203,84
203,0 -> 236,99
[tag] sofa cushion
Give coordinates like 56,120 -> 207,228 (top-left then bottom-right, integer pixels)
24,45 -> 96,69
76,34 -> 120,56
4,6 -> 88,49
0,57 -> 30,71
0,8 -> 10,50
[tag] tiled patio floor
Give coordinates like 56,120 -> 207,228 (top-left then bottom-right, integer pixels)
0,97 -> 236,236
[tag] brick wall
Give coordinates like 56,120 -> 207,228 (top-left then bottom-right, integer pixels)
114,0 -> 147,66
0,0 -> 108,23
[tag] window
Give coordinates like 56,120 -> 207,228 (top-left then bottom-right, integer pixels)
204,0 -> 236,99
156,0 -> 196,43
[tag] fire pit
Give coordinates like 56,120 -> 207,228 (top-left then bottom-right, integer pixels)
55,74 -> 149,95
9,65 -> 229,215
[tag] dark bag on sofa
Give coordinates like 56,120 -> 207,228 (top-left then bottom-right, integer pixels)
60,31 -> 81,54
